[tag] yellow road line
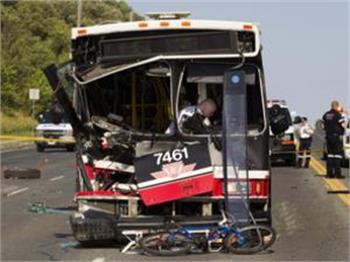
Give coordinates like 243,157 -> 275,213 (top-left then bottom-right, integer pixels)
322,179 -> 350,206
323,178 -> 336,191
310,156 -> 326,175
337,194 -> 350,206
332,179 -> 349,191
309,161 -> 319,174
313,158 -> 325,171
309,158 -> 324,175
0,135 -> 75,143
310,156 -> 350,207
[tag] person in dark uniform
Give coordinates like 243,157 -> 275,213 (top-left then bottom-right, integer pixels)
322,100 -> 346,178
165,99 -> 217,135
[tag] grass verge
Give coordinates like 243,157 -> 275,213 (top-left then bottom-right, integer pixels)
0,111 -> 37,136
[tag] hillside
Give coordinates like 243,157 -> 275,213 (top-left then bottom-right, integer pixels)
1,0 -> 141,119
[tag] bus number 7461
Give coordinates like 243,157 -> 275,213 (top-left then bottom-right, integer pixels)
153,147 -> 189,165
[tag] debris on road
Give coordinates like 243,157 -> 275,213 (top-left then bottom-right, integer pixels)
28,202 -> 75,215
3,167 -> 41,179
60,241 -> 80,250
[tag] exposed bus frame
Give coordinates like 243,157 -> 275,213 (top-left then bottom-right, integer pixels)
45,17 -> 275,244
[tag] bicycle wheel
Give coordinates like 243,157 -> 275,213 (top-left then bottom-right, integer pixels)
258,225 -> 276,250
225,225 -> 276,254
140,231 -> 192,256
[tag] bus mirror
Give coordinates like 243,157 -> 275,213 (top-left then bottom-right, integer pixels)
269,104 -> 289,135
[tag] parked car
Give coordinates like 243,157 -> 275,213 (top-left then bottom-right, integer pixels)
35,110 -> 75,152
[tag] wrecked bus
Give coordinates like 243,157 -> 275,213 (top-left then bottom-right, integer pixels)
44,12 -> 286,244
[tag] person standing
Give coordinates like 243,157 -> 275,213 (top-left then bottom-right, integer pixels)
322,101 -> 346,178
297,117 -> 314,168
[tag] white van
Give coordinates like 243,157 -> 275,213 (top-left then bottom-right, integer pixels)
35,111 -> 75,152
343,120 -> 350,161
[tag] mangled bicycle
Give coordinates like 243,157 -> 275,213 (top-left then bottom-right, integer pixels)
139,209 -> 276,256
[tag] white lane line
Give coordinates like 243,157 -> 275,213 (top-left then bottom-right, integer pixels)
6,187 -> 29,197
50,175 -> 65,181
92,257 -> 105,262
1,185 -> 19,195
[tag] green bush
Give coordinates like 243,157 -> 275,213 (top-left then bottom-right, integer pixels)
1,1 -> 141,116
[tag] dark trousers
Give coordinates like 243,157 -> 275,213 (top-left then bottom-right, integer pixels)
298,138 -> 312,168
326,134 -> 342,177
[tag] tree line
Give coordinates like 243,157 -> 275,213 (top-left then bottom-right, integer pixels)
1,0 -> 141,116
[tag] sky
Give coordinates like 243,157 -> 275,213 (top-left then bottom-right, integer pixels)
127,0 -> 349,122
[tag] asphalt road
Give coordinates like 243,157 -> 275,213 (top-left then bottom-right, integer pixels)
1,141 -> 349,261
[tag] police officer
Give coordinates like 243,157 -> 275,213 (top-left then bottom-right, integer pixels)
322,100 -> 346,178
166,99 -> 217,135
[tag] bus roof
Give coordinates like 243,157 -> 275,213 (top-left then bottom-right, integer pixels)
71,19 -> 260,40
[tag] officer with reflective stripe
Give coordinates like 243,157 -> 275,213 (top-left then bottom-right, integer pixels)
166,99 -> 217,135
322,100 -> 346,178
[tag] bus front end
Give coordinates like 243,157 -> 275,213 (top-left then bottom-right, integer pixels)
45,14 -> 279,244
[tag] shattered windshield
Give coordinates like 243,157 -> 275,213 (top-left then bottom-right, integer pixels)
177,63 -> 265,136
69,60 -> 266,137
81,62 -> 172,135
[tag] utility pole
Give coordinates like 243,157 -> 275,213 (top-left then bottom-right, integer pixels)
77,0 -> 82,27
129,11 -> 133,22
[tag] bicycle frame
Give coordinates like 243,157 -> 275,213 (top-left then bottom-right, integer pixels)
163,219 -> 250,253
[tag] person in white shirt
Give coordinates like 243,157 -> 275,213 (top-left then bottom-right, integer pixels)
166,99 -> 217,135
293,116 -> 302,142
297,117 -> 314,168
